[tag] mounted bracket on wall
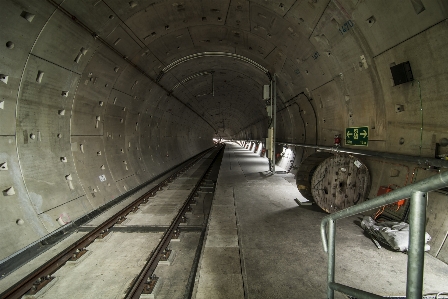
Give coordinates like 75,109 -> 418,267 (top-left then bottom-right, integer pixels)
264,75 -> 277,173
395,104 -> 405,113
20,11 -> 35,22
263,85 -> 270,100
0,162 -> 8,170
3,186 -> 16,196
0,74 -> 9,84
366,16 -> 376,27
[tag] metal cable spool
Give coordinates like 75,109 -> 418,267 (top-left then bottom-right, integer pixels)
297,153 -> 371,213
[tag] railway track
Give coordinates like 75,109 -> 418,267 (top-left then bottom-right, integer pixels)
0,144 -> 225,299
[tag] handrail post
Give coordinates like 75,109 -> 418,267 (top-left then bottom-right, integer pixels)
327,220 -> 336,299
406,190 -> 427,299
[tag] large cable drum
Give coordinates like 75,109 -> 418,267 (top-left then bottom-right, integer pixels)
296,152 -> 333,201
297,153 -> 371,213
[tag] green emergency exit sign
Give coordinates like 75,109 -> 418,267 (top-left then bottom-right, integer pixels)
345,126 -> 369,146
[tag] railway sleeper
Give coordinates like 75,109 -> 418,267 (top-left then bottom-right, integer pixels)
158,248 -> 176,266
24,276 -> 55,296
96,229 -> 111,240
68,248 -> 88,262
142,274 -> 159,295
0,146 -> 222,299
115,216 -> 127,224
171,229 -> 181,242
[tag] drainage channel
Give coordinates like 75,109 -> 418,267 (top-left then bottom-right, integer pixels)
0,144 -> 225,299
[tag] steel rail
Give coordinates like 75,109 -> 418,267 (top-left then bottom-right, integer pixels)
1,146 -> 219,299
126,145 -> 225,299
183,152 -> 223,299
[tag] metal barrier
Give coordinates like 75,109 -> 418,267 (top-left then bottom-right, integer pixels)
320,171 -> 448,299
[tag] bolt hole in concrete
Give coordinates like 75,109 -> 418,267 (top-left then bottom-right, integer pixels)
399,137 -> 405,145
6,41 -> 14,49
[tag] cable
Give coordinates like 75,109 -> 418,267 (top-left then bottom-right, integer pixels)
415,80 -> 423,156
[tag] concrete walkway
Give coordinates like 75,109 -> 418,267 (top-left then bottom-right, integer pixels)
194,142 -> 448,299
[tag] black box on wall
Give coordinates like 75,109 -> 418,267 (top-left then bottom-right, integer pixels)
390,61 -> 414,86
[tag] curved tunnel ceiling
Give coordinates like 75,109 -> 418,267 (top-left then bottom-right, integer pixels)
158,55 -> 270,136
1,0 -> 448,261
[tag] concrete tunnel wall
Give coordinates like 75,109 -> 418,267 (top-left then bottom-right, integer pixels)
1,0 -> 448,262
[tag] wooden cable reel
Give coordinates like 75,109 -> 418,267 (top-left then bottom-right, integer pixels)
296,153 -> 371,213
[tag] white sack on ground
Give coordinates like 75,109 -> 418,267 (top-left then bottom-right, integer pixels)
360,216 -> 431,252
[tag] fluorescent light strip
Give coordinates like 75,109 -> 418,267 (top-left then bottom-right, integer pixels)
162,52 -> 269,75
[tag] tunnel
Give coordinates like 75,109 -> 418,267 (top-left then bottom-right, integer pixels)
1,0 -> 448,298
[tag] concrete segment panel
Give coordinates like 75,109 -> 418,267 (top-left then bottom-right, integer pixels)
374,21 -> 448,157
0,0 -> 57,135
345,0 -> 447,56
37,194 -> 92,232
71,49 -> 127,135
31,9 -> 98,72
17,56 -> 85,214
226,0 -> 251,31
105,24 -> 142,59
71,135 -> 121,208
151,1 -> 203,33
0,136 -> 48,260
61,0 -> 121,38
284,0 -> 329,37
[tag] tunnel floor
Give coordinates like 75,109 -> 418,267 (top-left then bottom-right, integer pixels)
194,142 -> 448,299
2,143 -> 448,298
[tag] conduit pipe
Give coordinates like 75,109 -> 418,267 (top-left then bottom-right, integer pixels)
276,141 -> 448,168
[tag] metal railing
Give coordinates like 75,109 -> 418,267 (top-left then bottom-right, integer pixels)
320,171 -> 448,299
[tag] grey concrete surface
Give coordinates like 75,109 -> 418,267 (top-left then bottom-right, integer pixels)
153,231 -> 202,299
38,232 -> 162,299
1,0 -> 448,295
193,157 -> 245,299
0,153 -> 209,294
205,143 -> 448,299
0,161 -> 181,293
9,154 -> 216,299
